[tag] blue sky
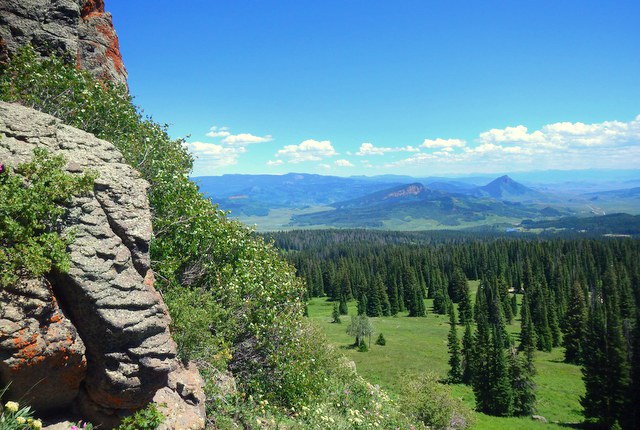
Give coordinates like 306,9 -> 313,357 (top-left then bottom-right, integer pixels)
107,0 -> 640,177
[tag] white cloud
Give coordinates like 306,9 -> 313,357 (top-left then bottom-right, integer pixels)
206,125 -> 273,146
183,141 -> 245,168
206,126 -> 231,138
356,142 -> 421,156
222,133 -> 273,146
335,159 -> 354,167
319,163 -> 332,170
385,114 -> 640,174
276,139 -> 337,163
478,117 -> 640,149
266,159 -> 283,166
357,142 -> 392,156
421,138 -> 467,149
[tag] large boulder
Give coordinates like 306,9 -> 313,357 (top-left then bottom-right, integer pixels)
0,102 -> 203,428
0,0 -> 128,87
0,278 -> 86,414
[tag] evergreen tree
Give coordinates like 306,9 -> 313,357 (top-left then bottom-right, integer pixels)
376,333 -> 386,346
581,279 -> 631,428
332,303 -> 341,324
449,267 -> 467,303
339,295 -> 349,315
366,278 -> 383,317
447,308 -> 462,383
461,322 -> 474,384
458,280 -> 473,324
508,347 -> 536,416
510,294 -> 518,318
562,281 -> 587,364
357,294 -> 367,316
487,327 -> 514,416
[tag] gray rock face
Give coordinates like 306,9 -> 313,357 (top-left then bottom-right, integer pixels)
0,0 -> 128,87
0,102 -> 203,427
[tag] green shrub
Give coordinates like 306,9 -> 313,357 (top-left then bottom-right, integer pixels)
401,372 -> 474,430
116,403 -> 164,430
0,148 -> 95,287
0,45 -> 424,429
0,45 -> 326,408
375,333 -> 386,346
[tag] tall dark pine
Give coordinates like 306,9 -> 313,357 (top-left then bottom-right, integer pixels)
562,281 -> 587,364
449,267 -> 468,303
447,308 -> 462,383
581,275 -> 631,428
508,347 -> 536,416
461,322 -> 474,384
458,281 -> 473,324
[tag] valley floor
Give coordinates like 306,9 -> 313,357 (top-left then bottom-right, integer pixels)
308,286 -> 585,430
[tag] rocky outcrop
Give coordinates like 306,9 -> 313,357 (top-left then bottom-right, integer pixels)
0,278 -> 86,414
0,102 -> 203,428
0,0 -> 127,87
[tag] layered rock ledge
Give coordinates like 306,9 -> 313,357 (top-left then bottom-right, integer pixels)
0,102 -> 204,428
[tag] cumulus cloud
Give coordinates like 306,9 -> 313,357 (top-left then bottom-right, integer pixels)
478,116 -> 640,149
206,126 -> 231,138
222,133 -> 273,146
356,142 -> 421,156
206,125 -> 272,146
421,138 -> 467,149
335,159 -> 354,167
266,159 -> 283,166
385,115 -> 640,173
183,141 -> 245,168
276,139 -> 337,163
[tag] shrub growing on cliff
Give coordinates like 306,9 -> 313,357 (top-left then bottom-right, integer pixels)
0,45 -> 425,428
0,149 -> 95,287
0,45 -> 332,408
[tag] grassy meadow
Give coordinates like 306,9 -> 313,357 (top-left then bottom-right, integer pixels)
307,280 -> 585,429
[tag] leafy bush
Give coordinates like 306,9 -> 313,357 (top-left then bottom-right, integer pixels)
0,45 -> 425,428
401,373 -> 474,430
0,149 -> 95,287
116,403 -> 164,430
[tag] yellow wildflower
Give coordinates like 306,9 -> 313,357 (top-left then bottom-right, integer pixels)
16,417 -> 26,424
4,401 -> 19,412
32,419 -> 43,430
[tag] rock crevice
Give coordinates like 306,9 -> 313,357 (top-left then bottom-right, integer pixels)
0,102 -> 204,428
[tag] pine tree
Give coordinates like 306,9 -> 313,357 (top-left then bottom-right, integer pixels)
339,295 -> 349,315
447,308 -> 462,383
562,281 -> 587,364
461,322 -> 474,384
376,333 -> 386,346
581,277 -> 631,428
332,303 -> 341,324
458,281 -> 473,324
487,327 -> 514,416
509,347 -> 536,416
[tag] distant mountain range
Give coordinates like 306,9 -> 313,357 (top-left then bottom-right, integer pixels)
193,172 -> 640,231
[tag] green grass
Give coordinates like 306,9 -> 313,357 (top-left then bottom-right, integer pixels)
308,285 -> 585,429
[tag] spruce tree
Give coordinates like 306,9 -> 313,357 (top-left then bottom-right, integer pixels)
461,322 -> 474,384
581,279 -> 631,428
562,281 -> 587,364
339,295 -> 349,315
509,347 -> 536,416
487,327 -> 514,416
458,281 -> 473,324
447,308 -> 462,383
331,303 -> 341,324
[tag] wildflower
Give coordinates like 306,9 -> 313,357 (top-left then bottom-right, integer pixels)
4,401 -> 19,412
32,419 -> 43,430
16,417 -> 26,424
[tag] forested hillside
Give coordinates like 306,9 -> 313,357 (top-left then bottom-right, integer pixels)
268,229 -> 640,429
